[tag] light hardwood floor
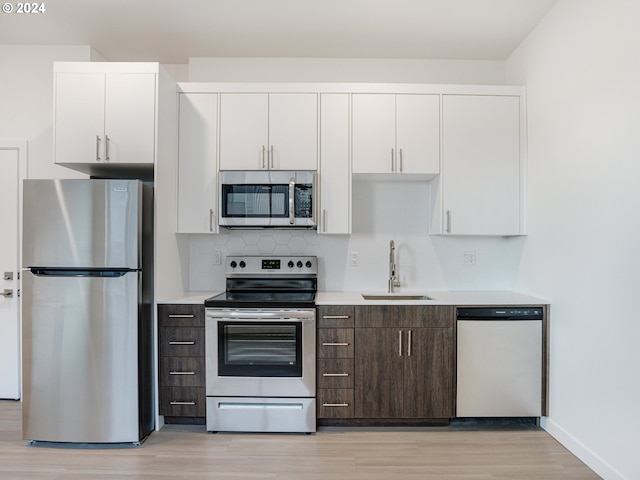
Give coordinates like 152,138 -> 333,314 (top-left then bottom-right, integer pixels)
0,401 -> 600,479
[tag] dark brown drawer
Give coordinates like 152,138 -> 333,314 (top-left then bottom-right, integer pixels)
317,389 -> 354,418
355,305 -> 454,328
159,357 -> 204,387
318,305 -> 355,328
158,304 -> 205,327
317,329 -> 354,358
159,327 -> 204,357
318,359 -> 354,389
159,387 -> 205,417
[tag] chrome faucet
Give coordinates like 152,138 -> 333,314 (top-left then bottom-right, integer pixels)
388,240 -> 401,293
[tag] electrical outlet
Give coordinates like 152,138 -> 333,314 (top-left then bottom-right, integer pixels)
212,251 -> 222,265
350,252 -> 359,267
463,251 -> 476,266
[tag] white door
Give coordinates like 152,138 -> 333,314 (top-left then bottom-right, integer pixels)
352,94 -> 396,174
269,93 -> 318,170
219,93 -> 269,170
396,94 -> 440,175
53,73 -> 105,164
0,140 -> 26,400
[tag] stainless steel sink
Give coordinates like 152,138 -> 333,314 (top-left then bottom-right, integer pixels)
361,293 -> 433,301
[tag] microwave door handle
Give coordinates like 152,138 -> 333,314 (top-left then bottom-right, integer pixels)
289,178 -> 295,225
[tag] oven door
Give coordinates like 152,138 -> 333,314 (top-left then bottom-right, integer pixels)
205,308 -> 316,397
219,171 -> 316,228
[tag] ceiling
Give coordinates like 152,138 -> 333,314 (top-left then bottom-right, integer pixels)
0,0 -> 558,64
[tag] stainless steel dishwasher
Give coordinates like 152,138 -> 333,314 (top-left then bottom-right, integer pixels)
456,307 -> 543,417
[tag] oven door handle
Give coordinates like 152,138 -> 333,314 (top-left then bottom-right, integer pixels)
289,177 -> 295,225
206,310 -> 315,320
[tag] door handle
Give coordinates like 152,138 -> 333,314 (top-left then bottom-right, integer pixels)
1,289 -> 13,298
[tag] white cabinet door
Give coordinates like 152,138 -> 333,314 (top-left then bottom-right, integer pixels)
54,72 -> 156,165
396,94 -> 439,175
269,93 -> 318,170
353,94 -> 439,175
54,73 -> 105,164
177,93 -> 218,233
319,94 -> 350,234
441,95 -> 521,235
104,73 -> 156,164
352,94 -> 396,174
219,93 -> 269,170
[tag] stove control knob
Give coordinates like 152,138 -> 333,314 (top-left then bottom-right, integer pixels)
230,261 -> 237,268
288,260 -> 294,268
305,260 -> 312,268
239,261 -> 246,268
296,260 -> 303,268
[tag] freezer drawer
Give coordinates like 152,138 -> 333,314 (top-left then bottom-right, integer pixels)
22,270 -> 143,443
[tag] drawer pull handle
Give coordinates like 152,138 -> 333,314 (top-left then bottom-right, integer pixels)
322,403 -> 349,407
322,342 -> 350,347
169,341 -> 196,345
322,373 -> 349,377
168,314 -> 196,318
322,315 -> 351,319
170,401 -> 196,406
169,371 -> 196,375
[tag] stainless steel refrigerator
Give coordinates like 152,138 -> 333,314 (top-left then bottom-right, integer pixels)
21,179 -> 154,444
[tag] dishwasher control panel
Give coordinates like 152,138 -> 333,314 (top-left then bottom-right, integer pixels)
456,307 -> 543,320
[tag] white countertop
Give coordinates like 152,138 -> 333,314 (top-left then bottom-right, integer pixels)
316,290 -> 548,305
159,290 -> 548,305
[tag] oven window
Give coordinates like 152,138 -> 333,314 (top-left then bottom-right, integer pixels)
221,185 -> 288,218
218,322 -> 302,377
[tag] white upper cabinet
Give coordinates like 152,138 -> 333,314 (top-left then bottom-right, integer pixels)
435,94 -> 522,236
177,93 -> 218,234
319,94 -> 351,235
54,71 -> 156,165
352,94 -> 439,176
219,93 -> 318,170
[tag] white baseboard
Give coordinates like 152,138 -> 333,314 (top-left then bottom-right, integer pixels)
541,417 -> 627,480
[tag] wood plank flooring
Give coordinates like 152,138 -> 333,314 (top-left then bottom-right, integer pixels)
0,401 -> 600,479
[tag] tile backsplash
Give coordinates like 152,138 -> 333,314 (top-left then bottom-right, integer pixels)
187,181 -> 522,293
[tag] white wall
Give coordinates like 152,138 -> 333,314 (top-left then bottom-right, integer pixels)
0,45 -> 94,179
506,1 -> 640,479
189,57 -> 507,84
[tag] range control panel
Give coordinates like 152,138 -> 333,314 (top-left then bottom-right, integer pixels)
226,256 -> 317,276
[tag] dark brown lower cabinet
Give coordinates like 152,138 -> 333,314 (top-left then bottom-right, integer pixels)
354,326 -> 453,419
157,304 -> 206,425
318,304 -> 455,426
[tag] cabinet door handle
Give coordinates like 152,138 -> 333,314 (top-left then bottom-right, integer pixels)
168,314 -> 195,318
391,148 -> 395,172
105,135 -> 110,161
262,145 -> 266,169
209,209 -> 214,232
322,342 -> 350,347
322,315 -> 351,320
398,330 -> 403,357
446,210 -> 452,233
170,401 -> 196,406
289,177 -> 295,225
169,371 -> 196,375
169,341 -> 196,345
270,145 -> 275,169
407,330 -> 412,357
96,135 -> 101,161
322,373 -> 349,377
322,209 -> 327,233
399,148 -> 403,172
322,403 -> 349,407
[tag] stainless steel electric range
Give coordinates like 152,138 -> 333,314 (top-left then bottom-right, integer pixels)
204,256 -> 317,433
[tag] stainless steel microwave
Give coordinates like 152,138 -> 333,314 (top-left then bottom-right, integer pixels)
219,171 -> 316,228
